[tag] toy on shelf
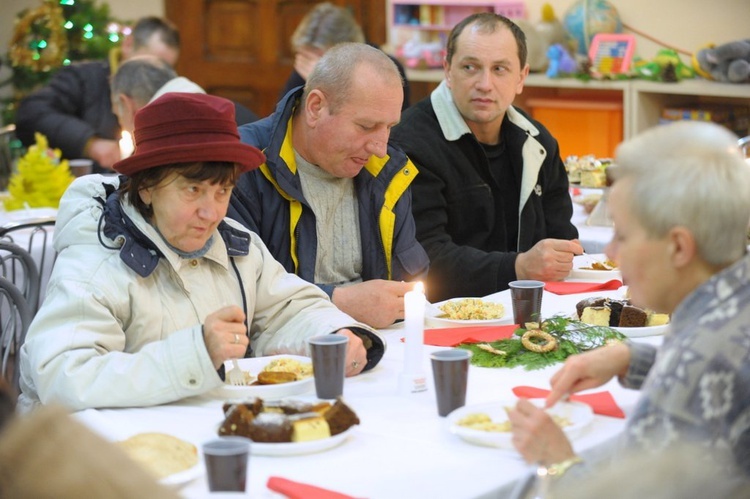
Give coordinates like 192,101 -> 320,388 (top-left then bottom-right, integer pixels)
693,40 -> 750,84
546,43 -> 578,78
633,49 -> 695,82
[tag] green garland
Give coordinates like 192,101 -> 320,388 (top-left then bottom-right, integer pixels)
459,316 -> 627,371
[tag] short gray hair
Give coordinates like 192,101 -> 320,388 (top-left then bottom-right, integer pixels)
302,43 -> 402,113
291,2 -> 364,52
611,121 -> 750,266
111,55 -> 177,107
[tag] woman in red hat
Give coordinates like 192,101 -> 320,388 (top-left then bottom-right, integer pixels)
17,92 -> 383,412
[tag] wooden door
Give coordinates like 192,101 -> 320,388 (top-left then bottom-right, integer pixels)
165,0 -> 386,119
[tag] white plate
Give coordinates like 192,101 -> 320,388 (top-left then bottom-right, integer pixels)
214,355 -> 314,400
250,426 -> 355,457
613,323 -> 669,338
447,400 -> 594,449
426,297 -> 512,327
160,459 -> 204,487
569,253 -> 621,281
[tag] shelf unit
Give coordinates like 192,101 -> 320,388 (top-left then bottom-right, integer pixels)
388,1 -> 526,68
405,69 -> 750,151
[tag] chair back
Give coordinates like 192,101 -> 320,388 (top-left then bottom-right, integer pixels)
0,276 -> 33,399
0,241 -> 41,312
0,216 -> 56,307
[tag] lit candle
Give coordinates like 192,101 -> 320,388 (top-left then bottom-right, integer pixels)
399,282 -> 427,394
119,131 -> 134,159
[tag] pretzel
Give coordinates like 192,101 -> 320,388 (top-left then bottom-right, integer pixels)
521,329 -> 557,353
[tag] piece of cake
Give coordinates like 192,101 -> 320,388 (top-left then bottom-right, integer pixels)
606,299 -> 625,327
576,297 -> 607,319
264,399 -> 331,415
618,305 -> 647,327
581,306 -> 611,327
246,412 -> 293,443
323,399 -> 360,436
222,398 -> 263,416
646,311 -> 670,326
219,403 -> 256,437
580,169 -> 607,188
289,413 -> 331,442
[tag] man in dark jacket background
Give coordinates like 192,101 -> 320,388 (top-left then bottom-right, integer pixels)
228,43 -> 429,329
390,13 -> 581,303
15,17 -> 180,172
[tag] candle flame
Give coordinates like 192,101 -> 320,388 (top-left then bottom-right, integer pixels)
413,282 -> 424,293
119,131 -> 134,159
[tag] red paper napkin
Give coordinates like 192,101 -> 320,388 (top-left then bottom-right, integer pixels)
422,324 -> 518,347
544,279 -> 622,295
267,477 -> 357,499
512,385 -> 625,418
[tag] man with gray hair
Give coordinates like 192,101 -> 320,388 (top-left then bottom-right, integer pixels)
507,121 -> 750,482
229,42 -> 429,329
111,55 -> 258,134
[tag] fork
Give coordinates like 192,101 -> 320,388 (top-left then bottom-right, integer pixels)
227,359 -> 246,386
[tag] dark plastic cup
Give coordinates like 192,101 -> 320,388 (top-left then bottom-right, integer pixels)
202,436 -> 251,492
430,349 -> 472,417
307,334 -> 349,399
509,280 -> 545,326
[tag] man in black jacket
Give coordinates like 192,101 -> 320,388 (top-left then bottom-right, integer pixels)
15,17 -> 180,173
390,13 -> 581,302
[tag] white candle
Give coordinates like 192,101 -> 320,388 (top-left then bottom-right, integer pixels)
399,282 -> 427,393
119,131 -> 134,159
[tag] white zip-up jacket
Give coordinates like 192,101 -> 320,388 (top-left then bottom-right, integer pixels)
18,175 -> 383,412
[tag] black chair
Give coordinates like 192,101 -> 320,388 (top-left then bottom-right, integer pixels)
0,216 -> 56,307
0,276 -> 33,398
0,241 -> 41,312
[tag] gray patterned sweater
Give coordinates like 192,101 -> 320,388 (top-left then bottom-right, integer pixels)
621,252 -> 750,474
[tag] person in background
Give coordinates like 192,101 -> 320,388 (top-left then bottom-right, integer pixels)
390,13 -> 580,303
111,55 -> 258,133
16,17 -> 180,172
18,92 -> 383,412
507,121 -> 750,483
229,43 -> 429,329
278,2 -> 410,110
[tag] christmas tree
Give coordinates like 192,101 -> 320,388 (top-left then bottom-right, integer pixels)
1,0 -> 127,124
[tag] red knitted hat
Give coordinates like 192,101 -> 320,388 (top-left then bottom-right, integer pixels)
113,92 -> 265,175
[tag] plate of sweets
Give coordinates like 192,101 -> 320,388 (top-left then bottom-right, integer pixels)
427,297 -> 512,327
116,432 -> 203,487
216,355 -> 314,399
575,296 -> 670,338
448,399 -> 593,449
569,253 -> 622,281
217,397 -> 359,456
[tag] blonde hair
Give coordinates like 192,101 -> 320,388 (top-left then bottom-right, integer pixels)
611,121 -> 750,266
291,2 -> 364,52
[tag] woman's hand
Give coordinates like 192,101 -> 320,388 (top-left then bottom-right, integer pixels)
507,398 -> 576,465
203,305 -> 248,369
337,329 -> 367,377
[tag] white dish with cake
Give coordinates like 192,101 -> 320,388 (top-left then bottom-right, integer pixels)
215,355 -> 314,400
116,432 -> 204,487
249,426 -> 355,456
575,296 -> 670,338
427,297 -> 512,327
569,253 -> 622,281
447,400 -> 593,449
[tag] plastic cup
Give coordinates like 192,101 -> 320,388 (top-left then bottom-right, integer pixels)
430,349 -> 472,417
307,334 -> 349,399
509,280 -> 545,326
202,436 -> 251,492
68,159 -> 94,177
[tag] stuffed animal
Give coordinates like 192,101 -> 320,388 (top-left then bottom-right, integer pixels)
546,43 -> 577,78
693,40 -> 750,83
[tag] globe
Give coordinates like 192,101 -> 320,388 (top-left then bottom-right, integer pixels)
563,0 -> 623,55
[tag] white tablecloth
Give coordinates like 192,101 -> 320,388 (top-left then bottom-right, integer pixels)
72,287 -> 661,499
